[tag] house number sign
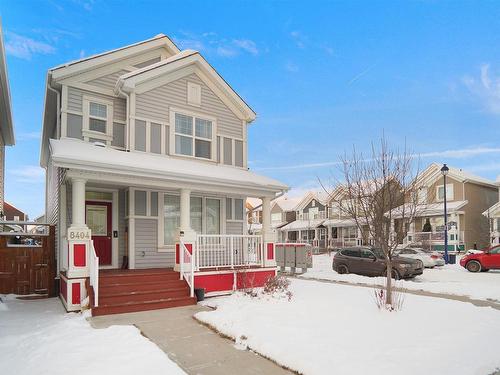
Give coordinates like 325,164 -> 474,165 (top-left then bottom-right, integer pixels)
68,228 -> 91,240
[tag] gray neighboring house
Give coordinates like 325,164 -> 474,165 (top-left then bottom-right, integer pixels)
0,21 -> 16,215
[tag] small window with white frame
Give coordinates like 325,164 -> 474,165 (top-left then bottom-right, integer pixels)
83,96 -> 113,144
226,197 -> 244,221
437,184 -> 454,201
170,110 -> 215,160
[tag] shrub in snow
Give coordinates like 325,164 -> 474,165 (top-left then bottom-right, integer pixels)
373,287 -> 405,312
263,275 -> 293,301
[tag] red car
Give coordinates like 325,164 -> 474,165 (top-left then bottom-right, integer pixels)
460,245 -> 500,272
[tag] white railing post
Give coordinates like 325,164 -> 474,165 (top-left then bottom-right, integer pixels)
180,240 -> 184,280
230,235 -> 234,268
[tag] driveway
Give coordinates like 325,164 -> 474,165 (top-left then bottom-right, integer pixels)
90,305 -> 293,375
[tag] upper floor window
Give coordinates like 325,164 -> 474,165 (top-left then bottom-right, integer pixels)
172,112 -> 214,160
83,96 -> 113,143
437,184 -> 454,201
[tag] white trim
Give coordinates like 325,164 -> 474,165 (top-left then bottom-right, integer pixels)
169,107 -> 217,162
61,85 -> 68,138
436,183 -> 454,202
128,188 -> 135,269
82,95 -> 114,145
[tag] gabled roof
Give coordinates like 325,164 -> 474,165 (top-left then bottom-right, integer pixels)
483,201 -> 500,217
274,195 -> 302,212
418,163 -> 496,188
0,20 -> 15,146
49,34 -> 179,80
294,191 -> 330,211
116,49 -> 256,122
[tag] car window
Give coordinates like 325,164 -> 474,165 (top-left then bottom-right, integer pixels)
360,249 -> 376,259
489,247 -> 500,255
341,248 -> 361,257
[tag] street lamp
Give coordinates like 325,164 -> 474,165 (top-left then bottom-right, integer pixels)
441,164 -> 450,264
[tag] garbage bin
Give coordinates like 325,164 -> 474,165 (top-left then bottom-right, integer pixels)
448,254 -> 456,264
194,288 -> 205,302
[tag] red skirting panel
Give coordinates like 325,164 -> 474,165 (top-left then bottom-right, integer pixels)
194,269 -> 277,294
73,244 -> 86,267
72,283 -> 81,305
237,269 -> 275,289
267,243 -> 274,260
195,273 -> 234,293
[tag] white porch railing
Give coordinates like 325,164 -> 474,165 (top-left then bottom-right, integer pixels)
328,238 -> 359,248
179,238 -> 195,298
89,240 -> 99,307
196,234 -> 263,269
404,230 -> 465,248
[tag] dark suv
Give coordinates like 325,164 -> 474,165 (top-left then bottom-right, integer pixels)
332,247 -> 423,280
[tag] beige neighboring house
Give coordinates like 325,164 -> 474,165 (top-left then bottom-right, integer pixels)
397,163 -> 498,251
482,176 -> 500,246
0,21 -> 16,215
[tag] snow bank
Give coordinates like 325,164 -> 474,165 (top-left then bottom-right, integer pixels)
300,254 -> 500,302
196,279 -> 500,375
0,296 -> 185,375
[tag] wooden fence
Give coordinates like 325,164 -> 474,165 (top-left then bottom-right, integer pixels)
0,224 -> 56,297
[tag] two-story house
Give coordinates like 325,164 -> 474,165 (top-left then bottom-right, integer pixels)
0,22 -> 15,216
483,176 -> 500,246
280,191 -> 329,249
396,163 -> 497,251
40,34 -> 287,314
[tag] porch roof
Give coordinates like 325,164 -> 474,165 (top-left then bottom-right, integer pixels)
50,138 -> 288,196
280,219 -> 325,231
390,200 -> 468,219
323,218 -> 357,227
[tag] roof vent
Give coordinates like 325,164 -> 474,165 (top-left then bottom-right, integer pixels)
93,141 -> 106,148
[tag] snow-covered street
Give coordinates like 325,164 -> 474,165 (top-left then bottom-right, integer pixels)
300,254 -> 500,302
0,295 -> 185,375
196,278 -> 500,375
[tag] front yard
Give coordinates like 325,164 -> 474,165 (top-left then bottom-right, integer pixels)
0,295 -> 185,375
197,278 -> 500,375
300,254 -> 500,302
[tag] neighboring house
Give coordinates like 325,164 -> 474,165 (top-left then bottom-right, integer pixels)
246,197 -> 262,226
40,34 -> 287,313
482,176 -> 500,246
280,191 -> 329,249
0,21 -> 16,216
396,163 -> 497,251
3,201 -> 28,221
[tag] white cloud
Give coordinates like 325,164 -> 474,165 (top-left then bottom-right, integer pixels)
462,64 -> 500,114
17,132 -> 41,141
285,61 -> 299,73
9,166 -> 45,183
174,32 -> 259,58
5,32 -> 56,60
256,146 -> 500,171
232,39 -> 259,55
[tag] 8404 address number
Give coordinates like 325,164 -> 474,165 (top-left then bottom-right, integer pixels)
68,229 -> 91,240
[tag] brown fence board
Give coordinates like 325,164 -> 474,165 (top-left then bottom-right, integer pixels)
0,226 -> 56,296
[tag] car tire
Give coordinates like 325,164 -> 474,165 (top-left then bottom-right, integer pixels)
391,269 -> 400,280
337,264 -> 349,274
480,268 -> 489,272
466,260 -> 482,273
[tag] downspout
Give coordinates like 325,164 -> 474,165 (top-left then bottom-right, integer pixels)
115,79 -> 131,151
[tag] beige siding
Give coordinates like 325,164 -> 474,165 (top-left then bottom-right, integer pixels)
85,69 -> 129,90
134,218 -> 174,268
66,86 -> 126,122
136,73 -> 243,138
226,221 -> 244,235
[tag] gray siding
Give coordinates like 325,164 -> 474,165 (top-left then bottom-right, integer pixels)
134,218 -> 174,268
303,199 -> 326,213
86,69 -> 129,90
66,86 -> 126,122
226,221 -> 244,235
136,73 -> 243,138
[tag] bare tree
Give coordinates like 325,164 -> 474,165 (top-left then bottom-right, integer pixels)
325,137 -> 423,308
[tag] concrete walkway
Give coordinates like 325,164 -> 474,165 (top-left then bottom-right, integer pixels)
90,305 -> 293,375
295,275 -> 500,311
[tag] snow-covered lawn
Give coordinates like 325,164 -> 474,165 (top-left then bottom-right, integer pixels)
300,254 -> 500,302
196,279 -> 500,375
0,295 -> 185,375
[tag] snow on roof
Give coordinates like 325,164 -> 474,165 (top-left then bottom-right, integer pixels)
50,139 -> 287,194
246,197 -> 262,210
274,195 -> 302,212
391,200 -> 468,219
422,163 -> 496,188
280,219 -> 325,231
323,218 -> 357,227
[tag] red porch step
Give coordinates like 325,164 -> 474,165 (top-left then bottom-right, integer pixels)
90,268 -> 196,316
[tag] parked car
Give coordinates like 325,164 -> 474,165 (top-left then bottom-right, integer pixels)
332,247 -> 424,280
396,248 -> 444,267
459,245 -> 500,272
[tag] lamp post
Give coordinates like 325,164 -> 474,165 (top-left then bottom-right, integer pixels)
441,164 -> 450,264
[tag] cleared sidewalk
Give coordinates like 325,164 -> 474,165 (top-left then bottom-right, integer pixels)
90,305 -> 293,375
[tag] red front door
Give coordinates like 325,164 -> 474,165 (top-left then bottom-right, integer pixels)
85,201 -> 112,266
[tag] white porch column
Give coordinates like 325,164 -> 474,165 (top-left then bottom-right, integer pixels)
260,196 -> 276,267
71,178 -> 87,228
64,177 -> 90,312
175,188 -> 196,272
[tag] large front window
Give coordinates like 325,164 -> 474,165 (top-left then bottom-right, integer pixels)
162,194 -> 220,245
174,113 -> 213,159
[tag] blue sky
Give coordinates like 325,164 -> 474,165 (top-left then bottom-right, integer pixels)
1,0 -> 500,218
